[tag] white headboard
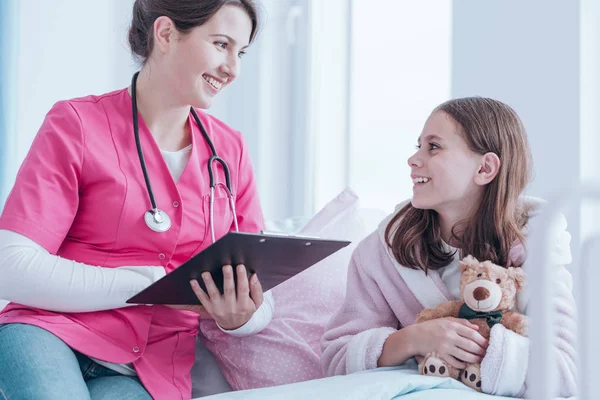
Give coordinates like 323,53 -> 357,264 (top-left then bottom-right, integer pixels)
526,184 -> 600,400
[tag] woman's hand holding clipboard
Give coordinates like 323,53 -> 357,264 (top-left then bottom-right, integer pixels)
167,263 -> 264,330
127,231 -> 350,308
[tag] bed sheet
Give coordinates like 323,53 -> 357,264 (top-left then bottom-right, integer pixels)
198,361 -> 569,400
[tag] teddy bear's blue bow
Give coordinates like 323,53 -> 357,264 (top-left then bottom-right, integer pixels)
458,304 -> 503,328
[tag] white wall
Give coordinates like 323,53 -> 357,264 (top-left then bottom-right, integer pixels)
579,0 -> 600,388
580,0 -> 600,240
451,0 -> 582,255
0,0 -> 19,204
8,0 -> 136,191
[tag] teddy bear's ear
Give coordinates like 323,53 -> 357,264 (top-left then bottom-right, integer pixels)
507,267 -> 526,291
460,255 -> 479,273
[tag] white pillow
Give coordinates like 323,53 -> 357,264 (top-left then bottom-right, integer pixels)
0,300 -> 7,311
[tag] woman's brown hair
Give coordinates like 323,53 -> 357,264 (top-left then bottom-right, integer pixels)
128,0 -> 261,64
385,97 -> 533,273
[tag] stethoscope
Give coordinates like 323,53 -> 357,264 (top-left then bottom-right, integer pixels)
131,71 -> 239,241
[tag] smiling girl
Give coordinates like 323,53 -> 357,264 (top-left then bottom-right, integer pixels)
321,97 -> 576,397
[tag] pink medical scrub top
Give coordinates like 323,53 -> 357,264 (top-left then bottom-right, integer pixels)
0,89 -> 265,399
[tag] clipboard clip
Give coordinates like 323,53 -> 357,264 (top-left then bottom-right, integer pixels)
260,230 -> 321,240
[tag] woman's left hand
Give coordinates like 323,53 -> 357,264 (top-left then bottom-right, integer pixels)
170,264 -> 264,330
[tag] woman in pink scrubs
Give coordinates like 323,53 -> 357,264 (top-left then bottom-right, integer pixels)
0,1 -> 271,399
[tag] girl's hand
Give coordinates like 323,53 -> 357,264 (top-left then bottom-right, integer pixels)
170,264 -> 264,330
413,317 -> 488,369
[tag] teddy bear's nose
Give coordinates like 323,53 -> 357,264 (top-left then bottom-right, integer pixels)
473,287 -> 490,301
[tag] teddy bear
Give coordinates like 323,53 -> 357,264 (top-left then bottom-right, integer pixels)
415,255 -> 527,391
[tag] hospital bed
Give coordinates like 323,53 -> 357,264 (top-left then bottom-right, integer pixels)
198,184 -> 599,400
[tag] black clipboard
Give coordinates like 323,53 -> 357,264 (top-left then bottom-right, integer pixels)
126,231 -> 351,305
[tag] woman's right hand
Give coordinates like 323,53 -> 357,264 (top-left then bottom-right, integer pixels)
412,317 -> 488,369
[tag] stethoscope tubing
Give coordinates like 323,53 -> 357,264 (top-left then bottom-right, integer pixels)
131,71 -> 239,238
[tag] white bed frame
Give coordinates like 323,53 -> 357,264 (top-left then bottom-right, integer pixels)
526,184 -> 600,399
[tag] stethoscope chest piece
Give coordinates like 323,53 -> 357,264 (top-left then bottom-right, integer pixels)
144,209 -> 172,233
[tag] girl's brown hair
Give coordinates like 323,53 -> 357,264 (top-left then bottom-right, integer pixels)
385,97 -> 532,273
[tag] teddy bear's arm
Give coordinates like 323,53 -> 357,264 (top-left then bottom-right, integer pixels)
416,301 -> 464,323
500,311 -> 528,336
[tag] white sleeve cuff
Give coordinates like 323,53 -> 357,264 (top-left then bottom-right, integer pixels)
345,327 -> 396,374
481,324 -> 529,397
218,290 -> 275,337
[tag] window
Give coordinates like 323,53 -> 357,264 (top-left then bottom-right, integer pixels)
309,0 -> 453,214
348,0 -> 452,213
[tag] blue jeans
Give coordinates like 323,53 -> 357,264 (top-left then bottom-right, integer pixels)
0,323 -> 152,400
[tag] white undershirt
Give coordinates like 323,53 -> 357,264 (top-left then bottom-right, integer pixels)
435,241 -> 462,301
0,144 -> 274,376
438,256 -> 462,300
160,144 -> 192,183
